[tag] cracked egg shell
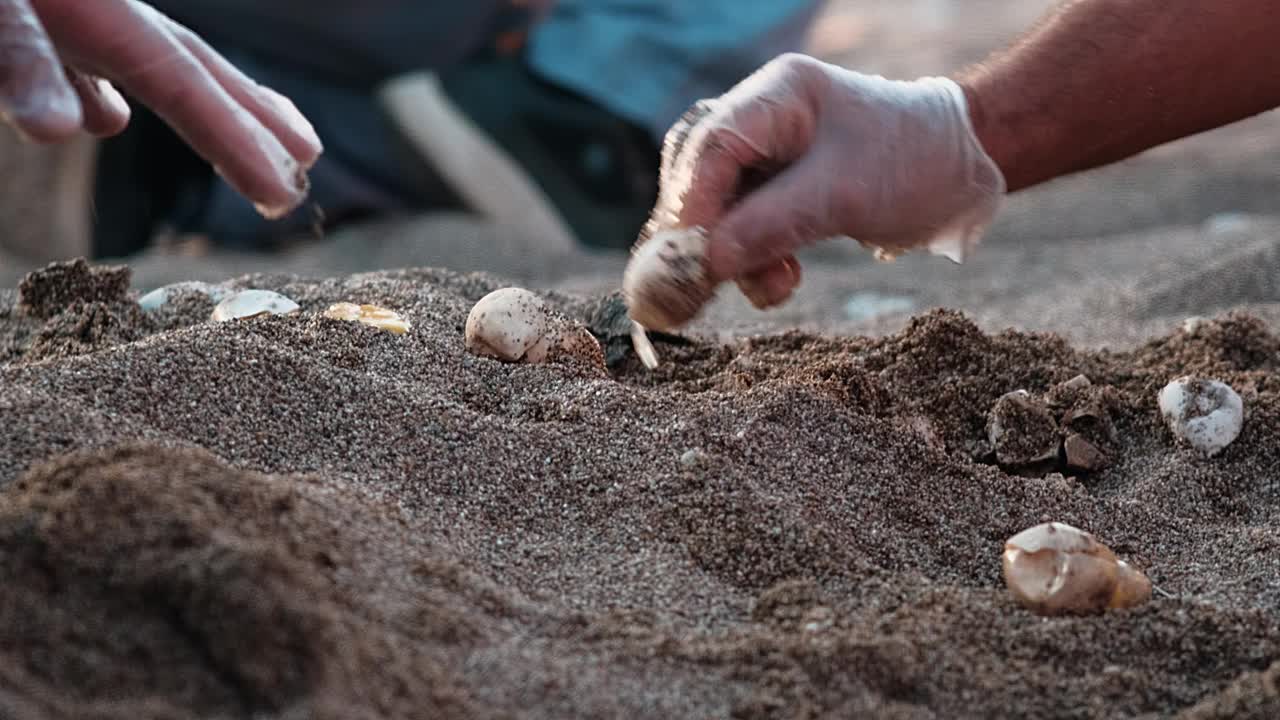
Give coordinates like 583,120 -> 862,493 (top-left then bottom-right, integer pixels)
1158,377 -> 1243,457
465,288 -> 607,369
1063,433 -> 1108,472
1002,522 -> 1151,616
550,324 -> 606,367
622,227 -> 715,333
987,390 -> 1059,467
138,281 -> 231,313
210,290 -> 300,322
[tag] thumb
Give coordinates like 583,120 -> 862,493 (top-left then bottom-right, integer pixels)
0,0 -> 81,141
706,156 -> 838,283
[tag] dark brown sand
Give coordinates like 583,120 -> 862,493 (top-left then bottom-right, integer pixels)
1,260 -> 1277,719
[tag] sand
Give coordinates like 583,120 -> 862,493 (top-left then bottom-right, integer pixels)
1,258 -> 1277,719
1,3 -> 1278,716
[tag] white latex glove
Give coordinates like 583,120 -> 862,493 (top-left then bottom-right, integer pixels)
651,53 -> 1005,308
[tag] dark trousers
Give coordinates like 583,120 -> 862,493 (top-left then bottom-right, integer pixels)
151,1 -> 521,88
96,2 -> 534,255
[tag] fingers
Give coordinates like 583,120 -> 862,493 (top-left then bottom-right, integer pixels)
36,0 -> 314,216
164,16 -> 321,168
664,119 -> 759,230
707,155 -> 837,282
736,255 -> 802,309
0,0 -> 81,141
658,55 -> 821,231
66,69 -> 130,136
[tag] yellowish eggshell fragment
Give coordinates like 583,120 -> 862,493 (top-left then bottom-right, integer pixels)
1002,522 -> 1151,616
324,302 -> 412,334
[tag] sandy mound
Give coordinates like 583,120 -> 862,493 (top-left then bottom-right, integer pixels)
0,261 -> 1277,719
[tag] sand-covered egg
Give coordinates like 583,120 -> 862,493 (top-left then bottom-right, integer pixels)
465,287 -> 603,366
1158,377 -> 1243,457
210,290 -> 300,322
1002,522 -> 1152,616
622,227 -> 715,333
324,303 -> 411,334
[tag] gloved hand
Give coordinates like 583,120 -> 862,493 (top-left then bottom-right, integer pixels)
652,53 -> 1005,308
0,0 -> 322,218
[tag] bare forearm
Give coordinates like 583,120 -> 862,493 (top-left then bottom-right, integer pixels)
960,0 -> 1280,192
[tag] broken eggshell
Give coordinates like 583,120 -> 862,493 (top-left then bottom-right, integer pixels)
324,302 -> 412,334
1158,377 -> 1244,457
138,281 -> 231,313
987,390 -> 1059,467
465,287 -> 603,366
630,322 -> 660,370
622,226 -> 715,333
210,289 -> 300,322
1063,433 -> 1109,472
1002,522 -> 1152,616
554,323 -> 607,367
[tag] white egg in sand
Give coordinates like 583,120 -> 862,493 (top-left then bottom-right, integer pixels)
465,287 -> 603,367
1158,377 -> 1243,457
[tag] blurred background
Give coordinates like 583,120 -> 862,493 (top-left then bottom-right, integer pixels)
2,0 -> 1278,348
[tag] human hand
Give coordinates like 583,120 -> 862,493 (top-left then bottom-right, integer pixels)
650,53 -> 1005,309
0,0 -> 322,218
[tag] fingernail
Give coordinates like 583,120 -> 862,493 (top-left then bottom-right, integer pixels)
265,88 -> 323,161
93,78 -> 131,118
254,164 -> 311,220
211,150 -> 309,221
782,256 -> 802,285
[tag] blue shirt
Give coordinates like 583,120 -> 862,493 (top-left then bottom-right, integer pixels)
528,1 -> 825,140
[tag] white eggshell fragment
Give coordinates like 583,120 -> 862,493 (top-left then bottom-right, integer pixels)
1158,377 -> 1244,457
622,227 -> 715,333
1002,522 -> 1152,616
630,321 -> 659,370
138,281 -> 230,313
464,287 -> 604,367
324,302 -> 411,334
210,289 -> 300,322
